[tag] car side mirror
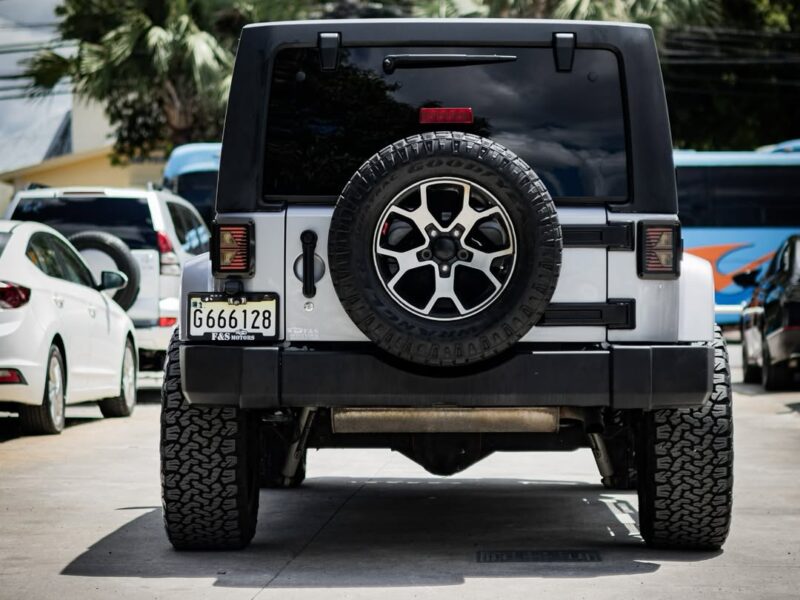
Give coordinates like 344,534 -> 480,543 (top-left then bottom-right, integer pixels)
98,270 -> 128,292
732,269 -> 760,288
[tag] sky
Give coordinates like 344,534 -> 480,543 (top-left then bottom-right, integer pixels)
0,0 -> 71,173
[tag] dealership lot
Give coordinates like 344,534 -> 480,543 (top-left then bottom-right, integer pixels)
0,347 -> 798,600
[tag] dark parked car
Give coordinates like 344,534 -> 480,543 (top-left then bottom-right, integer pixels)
739,234 -> 800,389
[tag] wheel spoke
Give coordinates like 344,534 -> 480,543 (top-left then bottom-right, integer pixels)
387,185 -> 438,233
450,203 -> 502,236
422,270 -> 468,316
463,247 -> 513,290
376,245 -> 431,289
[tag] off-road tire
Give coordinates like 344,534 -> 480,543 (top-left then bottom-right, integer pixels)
160,330 -> 259,550
762,335 -> 791,390
329,131 -> 562,367
98,339 -> 137,418
69,231 -> 141,311
740,331 -> 760,384
260,425 -> 306,489
601,410 -> 637,490
19,345 -> 65,435
637,325 -> 733,550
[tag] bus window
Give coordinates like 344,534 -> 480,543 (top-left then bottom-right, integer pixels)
678,166 -> 800,227
712,167 -> 800,226
675,167 -> 708,226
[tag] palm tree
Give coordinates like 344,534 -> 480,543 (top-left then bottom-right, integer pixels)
483,0 -> 721,33
552,0 -> 721,31
24,0 -> 236,160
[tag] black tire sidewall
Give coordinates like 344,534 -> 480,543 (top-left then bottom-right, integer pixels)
329,133 -> 561,367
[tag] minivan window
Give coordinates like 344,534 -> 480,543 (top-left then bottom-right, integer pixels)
678,166 -> 800,227
12,196 -> 157,249
265,46 -> 628,200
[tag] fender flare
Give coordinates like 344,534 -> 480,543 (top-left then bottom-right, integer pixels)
678,253 -> 715,342
179,253 -> 213,341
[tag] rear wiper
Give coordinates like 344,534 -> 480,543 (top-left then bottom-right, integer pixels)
382,54 -> 517,74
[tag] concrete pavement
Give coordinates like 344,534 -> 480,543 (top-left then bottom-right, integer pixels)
0,346 -> 798,599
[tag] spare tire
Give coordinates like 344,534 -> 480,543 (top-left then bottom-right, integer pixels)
69,231 -> 141,311
329,132 -> 562,367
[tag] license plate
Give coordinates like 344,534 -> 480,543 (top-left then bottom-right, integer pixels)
188,293 -> 278,341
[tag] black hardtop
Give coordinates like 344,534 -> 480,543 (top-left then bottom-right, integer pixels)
217,19 -> 676,215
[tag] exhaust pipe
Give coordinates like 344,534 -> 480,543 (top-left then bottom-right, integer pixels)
331,407 -> 559,434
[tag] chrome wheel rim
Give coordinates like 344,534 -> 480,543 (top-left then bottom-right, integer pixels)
122,345 -> 136,410
373,177 -> 517,321
48,354 -> 64,427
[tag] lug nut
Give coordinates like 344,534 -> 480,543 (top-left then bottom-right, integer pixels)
453,230 -> 461,238
457,250 -> 469,261
421,249 -> 433,260
430,230 -> 439,238
442,264 -> 450,273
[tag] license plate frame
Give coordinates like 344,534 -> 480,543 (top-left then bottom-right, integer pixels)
187,292 -> 279,341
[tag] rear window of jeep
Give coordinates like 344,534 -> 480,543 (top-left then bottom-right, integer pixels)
264,46 -> 628,201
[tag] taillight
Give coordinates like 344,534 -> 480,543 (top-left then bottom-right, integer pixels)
212,221 -> 254,277
638,222 -> 681,279
0,282 -> 30,309
158,317 -> 177,327
419,107 -> 474,124
0,368 -> 25,384
156,231 -> 180,276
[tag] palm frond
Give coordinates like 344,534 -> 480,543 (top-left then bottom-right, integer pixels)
146,26 -> 173,75
22,50 -> 73,91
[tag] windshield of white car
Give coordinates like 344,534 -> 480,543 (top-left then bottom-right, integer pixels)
11,196 -> 158,250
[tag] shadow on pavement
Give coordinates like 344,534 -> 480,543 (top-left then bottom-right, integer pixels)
0,415 -> 98,443
62,477 -> 721,588
137,389 -> 162,404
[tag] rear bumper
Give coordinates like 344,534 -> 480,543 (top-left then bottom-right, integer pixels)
134,324 -> 174,351
180,343 -> 713,411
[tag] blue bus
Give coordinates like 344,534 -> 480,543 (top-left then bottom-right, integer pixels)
675,148 -> 800,324
162,143 -> 221,226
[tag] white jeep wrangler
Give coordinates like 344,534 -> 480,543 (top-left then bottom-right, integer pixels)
161,19 -> 732,552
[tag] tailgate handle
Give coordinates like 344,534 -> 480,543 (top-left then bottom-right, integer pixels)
300,230 -> 318,298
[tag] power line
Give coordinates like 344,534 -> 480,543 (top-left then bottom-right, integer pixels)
0,41 -> 74,55
0,22 -> 59,30
0,82 -> 71,92
0,90 -> 72,101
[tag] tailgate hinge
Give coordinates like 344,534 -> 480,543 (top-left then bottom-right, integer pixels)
553,32 -> 576,72
318,32 -> 341,71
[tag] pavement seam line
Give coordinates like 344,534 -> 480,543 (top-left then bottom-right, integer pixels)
251,479 -> 369,598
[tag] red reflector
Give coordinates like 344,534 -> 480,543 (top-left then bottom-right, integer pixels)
158,317 -> 177,327
0,369 -> 24,384
0,281 -> 31,309
419,107 -> 473,124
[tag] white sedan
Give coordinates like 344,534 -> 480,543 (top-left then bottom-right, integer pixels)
0,221 -> 138,434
